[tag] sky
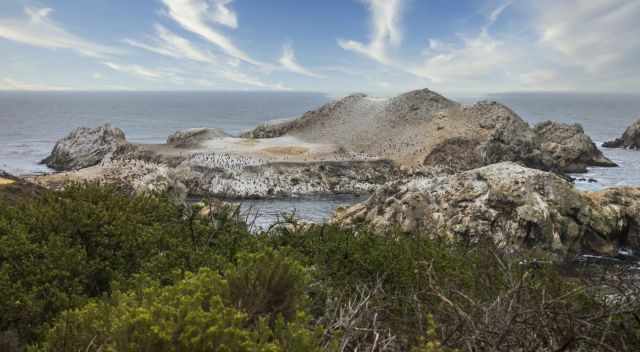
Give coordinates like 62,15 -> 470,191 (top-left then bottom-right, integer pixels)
0,0 -> 639,95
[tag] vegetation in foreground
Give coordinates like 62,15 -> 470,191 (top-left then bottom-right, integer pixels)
0,183 -> 639,351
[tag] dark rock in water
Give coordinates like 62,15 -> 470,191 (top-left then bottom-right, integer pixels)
42,124 -> 127,171
534,121 -> 617,173
603,118 -> 640,150
167,128 -> 229,148
333,162 -> 640,258
573,177 -> 598,184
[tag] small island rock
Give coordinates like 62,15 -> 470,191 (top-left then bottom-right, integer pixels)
42,124 -> 127,171
534,121 -> 617,172
603,119 -> 640,150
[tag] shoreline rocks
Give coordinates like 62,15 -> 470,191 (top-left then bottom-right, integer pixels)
30,153 -> 400,200
333,162 -> 640,257
603,119 -> 640,150
41,124 -> 127,171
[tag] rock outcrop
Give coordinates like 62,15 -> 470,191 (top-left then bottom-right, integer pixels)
333,162 -> 640,257
242,91 -> 613,174
421,102 -> 542,171
41,124 -> 127,171
603,119 -> 640,150
31,150 -> 399,200
167,128 -> 229,148
534,121 -> 617,172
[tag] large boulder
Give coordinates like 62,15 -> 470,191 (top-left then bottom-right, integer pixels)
422,102 -> 542,171
167,128 -> 229,148
534,121 -> 617,172
333,162 -> 640,257
42,124 -> 127,171
603,119 -> 640,150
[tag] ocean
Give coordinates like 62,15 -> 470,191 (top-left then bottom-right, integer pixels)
1,91 -> 639,227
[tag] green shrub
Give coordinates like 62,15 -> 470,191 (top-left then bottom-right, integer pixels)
39,267 -> 323,352
226,249 -> 309,325
0,183 -> 257,344
264,225 -> 640,351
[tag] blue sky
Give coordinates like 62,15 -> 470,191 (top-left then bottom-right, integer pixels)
0,0 -> 638,95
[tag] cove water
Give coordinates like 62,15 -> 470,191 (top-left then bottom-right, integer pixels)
1,91 -> 639,228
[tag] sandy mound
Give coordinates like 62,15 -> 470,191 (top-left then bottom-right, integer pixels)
0,178 -> 15,185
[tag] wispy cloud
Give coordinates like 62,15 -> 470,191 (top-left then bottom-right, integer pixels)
519,69 -> 557,87
411,2 -> 515,84
338,0 -> 404,64
161,0 -> 262,66
209,0 -> 238,28
0,6 -> 119,58
123,23 -> 286,89
124,24 -> 217,64
533,0 -> 640,75
103,62 -> 166,79
278,44 -> 325,78
104,60 -> 287,90
219,69 -> 289,90
0,77 -> 70,91
412,31 -> 512,84
489,1 -> 513,25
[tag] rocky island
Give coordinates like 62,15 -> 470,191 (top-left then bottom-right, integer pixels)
32,88 -> 616,201
603,118 -> 640,149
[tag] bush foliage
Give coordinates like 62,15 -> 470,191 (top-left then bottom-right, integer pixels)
0,183 -> 638,351
39,268 -> 322,352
